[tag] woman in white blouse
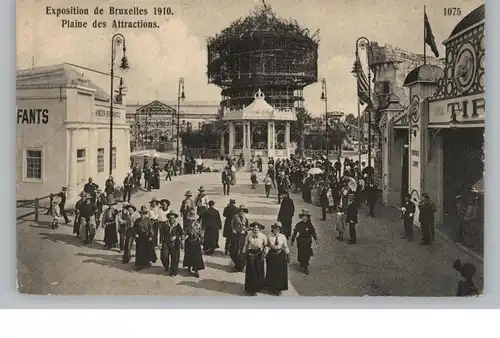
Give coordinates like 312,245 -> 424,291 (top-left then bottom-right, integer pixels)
242,222 -> 268,296
265,221 -> 291,296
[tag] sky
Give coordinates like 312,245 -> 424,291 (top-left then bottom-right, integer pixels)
17,0 -> 484,116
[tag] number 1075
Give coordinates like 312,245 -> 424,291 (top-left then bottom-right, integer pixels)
444,7 -> 461,16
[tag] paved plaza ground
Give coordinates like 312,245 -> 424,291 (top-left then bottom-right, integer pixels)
16,171 -> 483,296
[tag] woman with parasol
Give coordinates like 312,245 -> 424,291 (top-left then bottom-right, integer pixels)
242,221 -> 268,296
291,209 -> 318,275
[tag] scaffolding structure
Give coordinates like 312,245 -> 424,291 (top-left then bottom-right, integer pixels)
207,4 -> 319,111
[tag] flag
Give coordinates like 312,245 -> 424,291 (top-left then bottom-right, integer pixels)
424,12 -> 439,58
352,53 -> 372,107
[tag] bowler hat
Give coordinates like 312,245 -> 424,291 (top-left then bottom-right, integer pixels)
238,205 -> 249,213
185,190 -> 193,197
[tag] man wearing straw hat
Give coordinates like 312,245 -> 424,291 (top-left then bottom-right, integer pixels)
230,205 -> 250,272
159,209 -> 184,276
180,190 -> 196,229
78,192 -> 97,244
122,204 -> 138,263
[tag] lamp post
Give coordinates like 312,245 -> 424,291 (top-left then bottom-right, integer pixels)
320,78 -> 328,158
355,36 -> 372,172
176,77 -> 186,160
109,33 -> 129,176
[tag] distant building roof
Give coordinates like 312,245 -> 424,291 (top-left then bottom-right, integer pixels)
17,63 -> 110,101
403,64 -> 444,87
449,4 -> 485,38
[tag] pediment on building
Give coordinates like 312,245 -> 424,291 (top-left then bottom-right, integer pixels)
136,100 -> 176,115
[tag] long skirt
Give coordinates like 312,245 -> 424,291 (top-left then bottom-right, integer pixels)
265,249 -> 289,292
104,222 -> 118,248
231,172 -> 236,185
73,216 -> 81,235
161,241 -> 181,274
245,250 -> 265,294
335,213 -> 346,232
135,234 -> 156,268
203,226 -> 220,250
230,232 -> 247,271
122,227 -> 136,263
296,237 -> 313,267
279,219 -> 293,239
183,238 -> 205,271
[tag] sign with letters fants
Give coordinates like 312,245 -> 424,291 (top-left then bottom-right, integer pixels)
429,94 -> 484,125
17,108 -> 49,124
95,108 -> 120,119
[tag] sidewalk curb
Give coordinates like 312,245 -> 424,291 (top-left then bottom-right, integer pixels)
388,204 -> 483,264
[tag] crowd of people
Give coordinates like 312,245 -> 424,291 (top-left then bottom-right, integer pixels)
44,152 -> 478,297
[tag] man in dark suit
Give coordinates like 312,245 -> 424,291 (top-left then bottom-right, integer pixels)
202,200 -> 222,255
123,173 -> 134,203
57,186 -> 70,224
222,199 -> 239,255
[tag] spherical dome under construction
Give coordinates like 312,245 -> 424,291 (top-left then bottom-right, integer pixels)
207,3 -> 319,112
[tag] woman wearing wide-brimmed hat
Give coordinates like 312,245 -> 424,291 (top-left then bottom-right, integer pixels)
182,211 -> 205,277
265,221 -> 290,295
242,221 -> 267,296
159,209 -> 184,276
134,205 -> 157,270
102,196 -> 119,249
229,205 -> 250,271
291,208 -> 318,275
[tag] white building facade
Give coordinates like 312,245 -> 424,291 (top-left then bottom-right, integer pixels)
16,64 -> 130,201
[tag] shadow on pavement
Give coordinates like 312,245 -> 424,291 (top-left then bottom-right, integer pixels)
176,279 -> 246,296
204,261 -> 237,273
40,232 -> 109,251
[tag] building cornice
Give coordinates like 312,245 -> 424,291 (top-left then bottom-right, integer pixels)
16,83 -> 98,92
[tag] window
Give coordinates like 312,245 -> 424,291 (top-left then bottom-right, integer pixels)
77,149 -> 86,162
97,148 -> 104,173
25,149 -> 42,180
112,147 -> 117,170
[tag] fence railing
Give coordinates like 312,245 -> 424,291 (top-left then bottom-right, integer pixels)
16,194 -> 53,222
183,148 -> 223,160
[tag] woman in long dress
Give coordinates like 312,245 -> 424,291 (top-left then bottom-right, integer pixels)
134,206 -> 155,271
265,221 -> 290,296
243,222 -> 268,296
183,211 -> 205,277
102,197 -> 119,249
230,205 -> 250,272
291,208 -> 318,275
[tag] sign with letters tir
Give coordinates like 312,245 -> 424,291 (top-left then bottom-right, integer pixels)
17,108 -> 49,124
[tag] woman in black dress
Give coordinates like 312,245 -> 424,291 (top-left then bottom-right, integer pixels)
291,208 -> 318,275
265,221 -> 290,296
102,197 -> 119,249
183,211 -> 205,277
243,222 -> 267,296
134,206 -> 156,270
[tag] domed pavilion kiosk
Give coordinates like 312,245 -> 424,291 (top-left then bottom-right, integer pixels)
207,3 -> 319,162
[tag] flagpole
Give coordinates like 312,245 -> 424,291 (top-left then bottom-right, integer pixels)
357,91 -> 362,167
423,5 -> 427,65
